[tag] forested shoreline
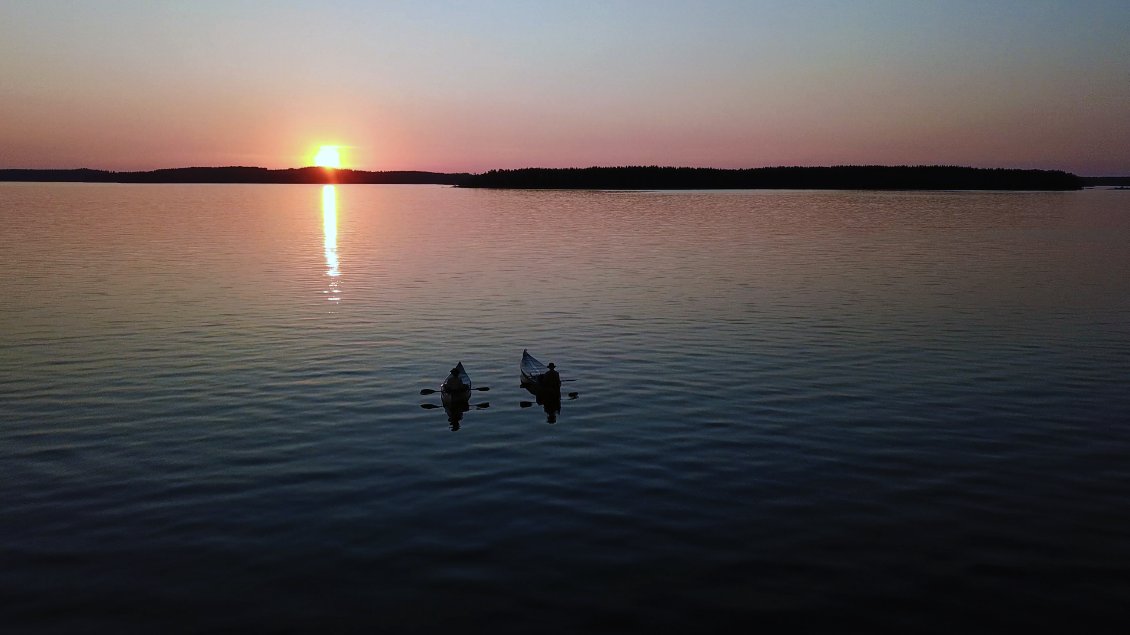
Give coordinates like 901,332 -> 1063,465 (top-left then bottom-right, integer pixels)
0,165 -> 1093,190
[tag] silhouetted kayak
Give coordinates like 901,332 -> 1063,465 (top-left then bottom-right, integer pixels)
441,361 -> 472,394
520,350 -> 564,422
520,349 -> 562,390
520,350 -> 548,385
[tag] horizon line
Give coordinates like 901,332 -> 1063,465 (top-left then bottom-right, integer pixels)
3,164 -> 1125,178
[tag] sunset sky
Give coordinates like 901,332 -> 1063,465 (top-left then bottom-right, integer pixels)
1,0 -> 1128,175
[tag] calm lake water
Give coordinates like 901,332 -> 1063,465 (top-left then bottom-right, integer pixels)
2,184 -> 1129,632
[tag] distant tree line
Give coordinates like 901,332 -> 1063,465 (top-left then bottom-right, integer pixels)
1,165 -> 1093,190
0,166 -> 470,185
461,165 -> 1084,190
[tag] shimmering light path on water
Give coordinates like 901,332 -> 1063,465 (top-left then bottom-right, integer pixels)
2,184 -> 1129,632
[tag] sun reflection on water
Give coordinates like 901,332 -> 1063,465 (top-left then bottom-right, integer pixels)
322,185 -> 341,302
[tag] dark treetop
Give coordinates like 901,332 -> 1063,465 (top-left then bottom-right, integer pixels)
1,165 -> 1092,190
461,165 -> 1084,190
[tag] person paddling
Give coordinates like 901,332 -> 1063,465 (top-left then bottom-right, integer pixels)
443,366 -> 467,393
543,362 -> 561,390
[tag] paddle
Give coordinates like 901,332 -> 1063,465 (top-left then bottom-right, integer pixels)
419,386 -> 490,395
520,392 -> 579,407
421,402 -> 490,410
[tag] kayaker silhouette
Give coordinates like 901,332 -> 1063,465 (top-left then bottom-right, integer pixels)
543,363 -> 561,390
443,366 -> 464,392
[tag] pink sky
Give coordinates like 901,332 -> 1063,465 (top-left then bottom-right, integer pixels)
2,1 -> 1128,175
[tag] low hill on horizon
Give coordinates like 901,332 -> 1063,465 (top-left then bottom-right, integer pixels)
0,164 -> 1094,190
462,165 -> 1084,191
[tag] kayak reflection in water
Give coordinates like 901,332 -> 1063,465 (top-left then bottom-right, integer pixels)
523,382 -> 562,423
442,390 -> 471,431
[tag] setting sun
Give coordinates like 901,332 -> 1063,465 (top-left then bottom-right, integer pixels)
313,145 -> 342,168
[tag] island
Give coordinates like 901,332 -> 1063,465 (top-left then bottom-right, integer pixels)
0,166 -> 470,185
0,165 -> 1090,190
460,166 -> 1084,190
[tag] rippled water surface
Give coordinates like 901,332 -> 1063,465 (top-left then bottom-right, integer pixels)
2,184 -> 1129,632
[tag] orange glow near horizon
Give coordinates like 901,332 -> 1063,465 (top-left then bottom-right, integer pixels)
313,145 -> 343,168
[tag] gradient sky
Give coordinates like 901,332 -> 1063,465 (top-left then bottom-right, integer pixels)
2,0 -> 1128,174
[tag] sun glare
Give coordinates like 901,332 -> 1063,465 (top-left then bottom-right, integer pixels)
313,145 -> 342,168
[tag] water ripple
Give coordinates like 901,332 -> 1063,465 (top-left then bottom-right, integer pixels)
2,185 -> 1129,631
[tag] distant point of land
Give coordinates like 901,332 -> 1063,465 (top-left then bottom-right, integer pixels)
0,165 -> 1099,191
1082,176 -> 1130,187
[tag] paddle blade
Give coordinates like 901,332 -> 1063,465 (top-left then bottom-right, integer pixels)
420,403 -> 441,409
420,388 -> 438,395
519,401 -> 533,408
475,386 -> 491,392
